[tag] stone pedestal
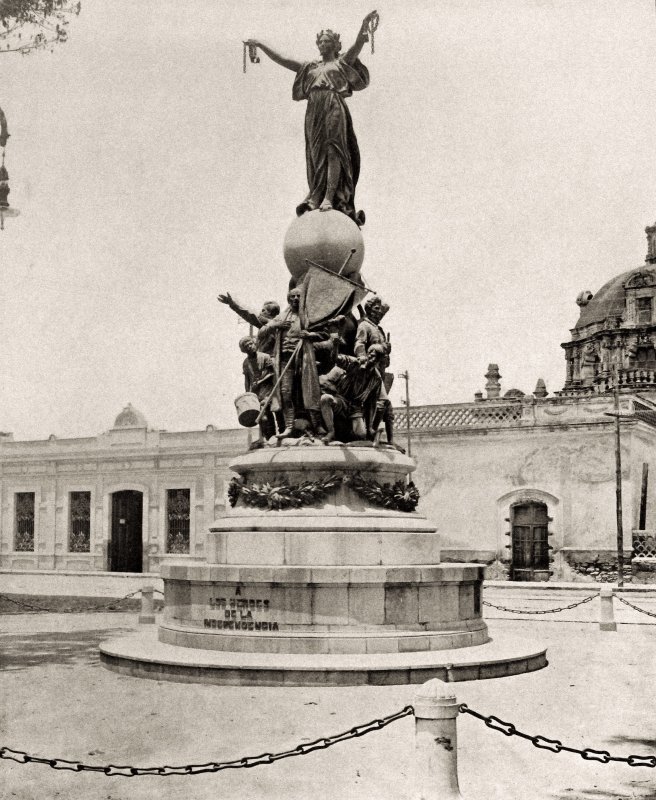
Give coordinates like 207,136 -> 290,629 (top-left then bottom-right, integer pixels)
159,446 -> 488,656
101,445 -> 546,685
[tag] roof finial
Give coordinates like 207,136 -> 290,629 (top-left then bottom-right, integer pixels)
484,363 -> 501,399
646,222 -> 656,264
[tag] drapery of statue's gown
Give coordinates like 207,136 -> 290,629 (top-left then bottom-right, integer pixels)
292,56 -> 369,224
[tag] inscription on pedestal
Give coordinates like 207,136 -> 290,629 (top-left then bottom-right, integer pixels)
203,586 -> 279,632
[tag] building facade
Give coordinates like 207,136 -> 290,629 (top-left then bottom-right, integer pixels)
3,222 -> 656,581
406,394 -> 656,580
0,405 -> 246,575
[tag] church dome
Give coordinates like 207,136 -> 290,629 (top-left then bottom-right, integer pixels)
560,221 -> 656,397
573,267 -> 649,330
113,403 -> 148,429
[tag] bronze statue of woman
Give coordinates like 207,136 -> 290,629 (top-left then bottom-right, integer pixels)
246,10 -> 377,227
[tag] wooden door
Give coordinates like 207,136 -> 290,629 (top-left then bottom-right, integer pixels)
510,502 -> 549,581
110,490 -> 143,573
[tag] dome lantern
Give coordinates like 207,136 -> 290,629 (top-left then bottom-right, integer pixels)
112,403 -> 148,430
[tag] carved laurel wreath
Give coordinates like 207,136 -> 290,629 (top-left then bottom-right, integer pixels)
227,472 -> 420,513
347,472 -> 420,513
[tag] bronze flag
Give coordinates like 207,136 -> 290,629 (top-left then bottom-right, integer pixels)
300,261 -> 368,329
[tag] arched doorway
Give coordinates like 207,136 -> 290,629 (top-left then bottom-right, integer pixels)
510,501 -> 550,581
110,490 -> 143,572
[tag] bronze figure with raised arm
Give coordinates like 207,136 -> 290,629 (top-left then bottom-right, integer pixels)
218,293 -> 281,355
245,10 -> 378,226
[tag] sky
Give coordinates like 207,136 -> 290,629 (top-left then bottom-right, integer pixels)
1,0 -> 655,440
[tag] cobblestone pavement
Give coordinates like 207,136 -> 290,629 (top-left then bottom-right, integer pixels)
1,604 -> 656,799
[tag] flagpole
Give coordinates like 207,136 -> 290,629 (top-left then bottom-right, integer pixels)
303,258 -> 377,295
337,248 -> 357,276
254,341 -> 303,425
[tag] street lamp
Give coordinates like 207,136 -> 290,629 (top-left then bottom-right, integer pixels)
0,106 -> 20,230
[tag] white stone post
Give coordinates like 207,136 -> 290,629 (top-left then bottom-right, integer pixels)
138,585 -> 156,624
413,679 -> 463,800
599,586 -> 617,631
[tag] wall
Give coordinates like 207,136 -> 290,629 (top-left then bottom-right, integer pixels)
3,394 -> 656,582
0,426 -> 246,573
409,409 -> 654,578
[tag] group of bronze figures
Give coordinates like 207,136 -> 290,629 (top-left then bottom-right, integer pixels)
219,290 -> 398,449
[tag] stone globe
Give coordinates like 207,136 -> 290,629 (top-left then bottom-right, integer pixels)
283,209 -> 364,285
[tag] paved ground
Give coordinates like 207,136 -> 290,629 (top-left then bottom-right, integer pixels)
2,592 -> 656,799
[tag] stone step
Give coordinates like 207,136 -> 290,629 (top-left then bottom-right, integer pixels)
158,618 -> 489,654
162,563 -> 484,582
99,627 -> 547,686
206,529 -> 440,566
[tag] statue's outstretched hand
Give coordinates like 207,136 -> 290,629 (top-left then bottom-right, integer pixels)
217,293 -> 233,306
360,10 -> 378,36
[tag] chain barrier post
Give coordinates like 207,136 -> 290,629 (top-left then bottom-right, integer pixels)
599,586 -> 617,631
138,585 -> 156,625
413,679 -> 463,800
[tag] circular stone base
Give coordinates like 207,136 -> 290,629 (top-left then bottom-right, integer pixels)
158,618 -> 489,654
160,563 -> 487,655
100,628 -> 547,686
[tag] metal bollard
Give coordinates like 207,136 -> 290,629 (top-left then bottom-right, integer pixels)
413,679 -> 463,800
599,586 -> 617,632
138,585 -> 156,624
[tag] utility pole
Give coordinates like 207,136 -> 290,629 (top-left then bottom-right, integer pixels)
613,370 -> 624,588
398,370 -> 412,456
604,362 -> 625,588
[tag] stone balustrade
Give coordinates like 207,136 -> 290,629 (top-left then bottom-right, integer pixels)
560,368 -> 656,396
393,403 -> 522,431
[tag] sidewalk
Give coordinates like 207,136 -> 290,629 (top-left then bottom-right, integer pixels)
1,609 -> 656,799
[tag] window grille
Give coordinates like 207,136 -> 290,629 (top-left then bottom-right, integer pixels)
166,489 -> 190,554
633,532 -> 656,558
69,491 -> 91,552
14,492 -> 35,552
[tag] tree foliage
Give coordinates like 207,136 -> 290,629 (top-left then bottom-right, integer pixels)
0,0 -> 80,54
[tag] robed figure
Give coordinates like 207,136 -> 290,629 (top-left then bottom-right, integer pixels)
259,286 -> 327,438
246,11 -> 378,225
292,42 -> 368,224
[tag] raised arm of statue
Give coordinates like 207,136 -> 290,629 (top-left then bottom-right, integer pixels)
245,39 -> 301,73
218,293 -> 262,329
343,10 -> 377,65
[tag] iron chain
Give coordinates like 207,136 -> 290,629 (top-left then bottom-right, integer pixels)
0,706 -> 413,777
615,594 -> 656,618
482,593 -> 598,615
0,590 -> 144,614
459,704 -> 656,767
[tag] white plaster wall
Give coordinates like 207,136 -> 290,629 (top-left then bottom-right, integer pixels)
412,421 -> 643,560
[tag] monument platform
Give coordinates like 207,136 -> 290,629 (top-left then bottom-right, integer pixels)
100,445 -> 547,684
100,627 -> 547,686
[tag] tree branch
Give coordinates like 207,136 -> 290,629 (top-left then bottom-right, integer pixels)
0,0 -> 78,54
